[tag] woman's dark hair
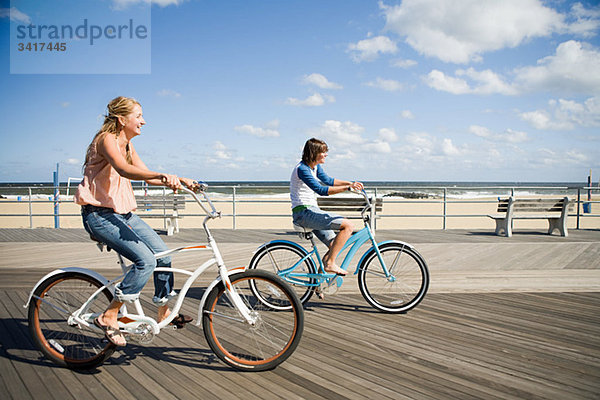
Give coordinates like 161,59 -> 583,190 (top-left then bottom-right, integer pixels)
302,138 -> 328,164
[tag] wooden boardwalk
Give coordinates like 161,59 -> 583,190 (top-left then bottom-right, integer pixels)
1,228 -> 599,399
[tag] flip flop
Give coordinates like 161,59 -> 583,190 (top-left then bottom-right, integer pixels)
169,313 -> 193,329
94,317 -> 126,347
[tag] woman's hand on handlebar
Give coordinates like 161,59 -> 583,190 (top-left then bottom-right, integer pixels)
179,177 -> 202,192
350,181 -> 364,191
160,174 -> 182,192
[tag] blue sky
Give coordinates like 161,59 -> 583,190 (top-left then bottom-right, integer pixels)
1,0 -> 599,183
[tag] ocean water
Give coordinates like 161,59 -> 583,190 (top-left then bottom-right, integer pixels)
0,181 -> 595,201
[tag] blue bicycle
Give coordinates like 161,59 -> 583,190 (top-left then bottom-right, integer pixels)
249,190 -> 429,313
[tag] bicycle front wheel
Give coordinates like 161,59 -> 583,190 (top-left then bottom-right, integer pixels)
203,269 -> 304,371
28,272 -> 116,369
358,242 -> 429,313
248,242 -> 316,308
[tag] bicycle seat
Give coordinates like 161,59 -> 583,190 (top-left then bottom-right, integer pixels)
293,223 -> 314,240
293,223 -> 312,233
88,234 -> 112,252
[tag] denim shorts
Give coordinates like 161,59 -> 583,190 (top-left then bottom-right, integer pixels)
292,206 -> 344,246
81,205 -> 175,305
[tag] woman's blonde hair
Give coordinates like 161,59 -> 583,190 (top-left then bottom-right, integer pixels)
84,96 -> 140,167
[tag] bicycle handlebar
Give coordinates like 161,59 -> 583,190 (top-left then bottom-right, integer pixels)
179,182 -> 221,219
349,187 -> 370,203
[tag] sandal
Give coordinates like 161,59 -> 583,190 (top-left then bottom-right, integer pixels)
169,313 -> 193,329
94,317 -> 126,347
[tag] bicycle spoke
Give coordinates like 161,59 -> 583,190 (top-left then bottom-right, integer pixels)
203,270 -> 303,371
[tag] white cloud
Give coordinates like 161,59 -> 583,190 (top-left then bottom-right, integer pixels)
234,121 -> 280,138
424,70 -> 471,94
469,125 -> 528,143
514,40 -> 600,95
380,0 -> 570,64
365,77 -> 403,92
364,141 -> 392,153
208,141 -> 244,167
285,93 -> 335,107
426,41 -> 600,96
347,35 -> 398,62
157,89 -> 181,98
400,110 -> 415,119
315,120 -> 366,147
566,149 -> 588,163
329,149 -> 357,162
311,121 -> 401,158
520,97 -> 600,130
378,128 -> 398,142
405,132 -> 434,155
213,141 -> 230,159
60,102 -> 70,108
535,147 -> 589,166
564,3 -> 600,38
425,68 -> 517,95
391,59 -> 417,68
65,158 -> 79,165
302,73 -> 343,89
0,7 -> 31,23
469,125 -> 493,138
442,138 -> 461,156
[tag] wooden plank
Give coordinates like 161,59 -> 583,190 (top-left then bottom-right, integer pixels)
0,291 -> 74,400
1,289 -> 600,399
12,290 -> 124,400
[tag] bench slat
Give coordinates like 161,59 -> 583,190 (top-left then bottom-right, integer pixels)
134,195 -> 186,235
317,197 -> 382,212
489,196 -> 570,237
496,198 -> 571,213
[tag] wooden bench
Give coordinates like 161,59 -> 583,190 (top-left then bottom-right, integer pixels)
135,194 -> 186,235
487,197 -> 572,237
317,196 -> 383,231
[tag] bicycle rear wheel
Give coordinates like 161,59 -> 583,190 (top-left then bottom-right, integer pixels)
248,242 -> 316,308
203,269 -> 304,371
28,272 -> 116,369
358,242 -> 429,313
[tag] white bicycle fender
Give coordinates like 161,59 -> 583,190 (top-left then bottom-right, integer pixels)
195,266 -> 246,326
23,267 -> 111,309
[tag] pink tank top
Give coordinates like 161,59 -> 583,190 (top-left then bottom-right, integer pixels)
74,136 -> 137,214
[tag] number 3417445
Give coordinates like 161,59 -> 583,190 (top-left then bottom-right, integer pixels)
17,42 -> 67,52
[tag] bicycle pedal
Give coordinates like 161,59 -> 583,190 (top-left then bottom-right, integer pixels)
315,288 -> 325,300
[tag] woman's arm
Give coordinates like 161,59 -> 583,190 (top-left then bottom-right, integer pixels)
301,164 -> 363,195
98,135 -> 180,190
327,179 -> 363,195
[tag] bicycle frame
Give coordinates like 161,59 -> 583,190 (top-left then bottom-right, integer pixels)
24,186 -> 256,337
272,190 -> 396,289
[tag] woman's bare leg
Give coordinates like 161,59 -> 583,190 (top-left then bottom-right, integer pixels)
322,219 -> 353,275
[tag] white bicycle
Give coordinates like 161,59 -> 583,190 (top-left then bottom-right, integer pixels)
24,184 -> 304,371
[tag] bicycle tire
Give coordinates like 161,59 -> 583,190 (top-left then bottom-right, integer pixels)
248,242 -> 316,308
203,269 -> 304,371
358,242 -> 429,313
28,272 -> 116,369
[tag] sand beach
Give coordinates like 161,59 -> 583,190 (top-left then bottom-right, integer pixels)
1,193 -> 598,231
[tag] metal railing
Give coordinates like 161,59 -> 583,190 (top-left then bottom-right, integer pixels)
0,184 -> 598,230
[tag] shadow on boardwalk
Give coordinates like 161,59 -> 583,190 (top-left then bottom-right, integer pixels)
1,290 -> 599,400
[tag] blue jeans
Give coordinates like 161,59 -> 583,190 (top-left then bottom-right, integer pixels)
81,205 -> 175,305
292,206 -> 344,247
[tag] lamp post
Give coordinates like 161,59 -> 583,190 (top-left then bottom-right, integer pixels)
53,163 -> 60,228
